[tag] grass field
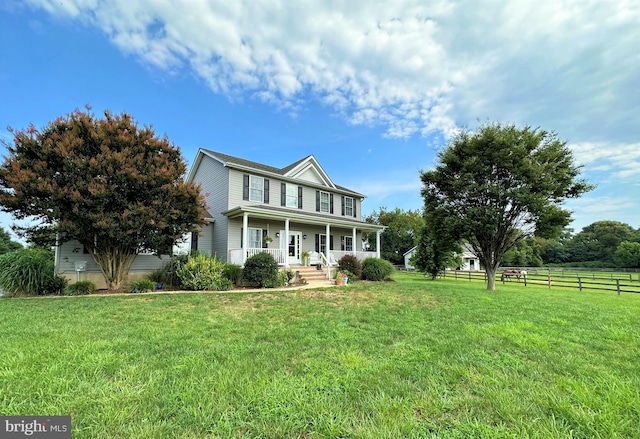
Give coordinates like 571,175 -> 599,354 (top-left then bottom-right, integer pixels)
1,273 -> 639,438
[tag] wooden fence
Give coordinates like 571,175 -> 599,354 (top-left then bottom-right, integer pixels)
438,270 -> 640,295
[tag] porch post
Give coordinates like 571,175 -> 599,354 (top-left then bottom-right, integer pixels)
242,212 -> 249,265
376,229 -> 382,259
325,223 -> 331,260
352,227 -> 357,255
284,218 -> 290,267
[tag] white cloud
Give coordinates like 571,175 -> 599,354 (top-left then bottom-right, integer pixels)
22,0 -> 639,149
570,142 -> 640,179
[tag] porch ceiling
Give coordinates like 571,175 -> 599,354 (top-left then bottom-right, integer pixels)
222,205 -> 385,232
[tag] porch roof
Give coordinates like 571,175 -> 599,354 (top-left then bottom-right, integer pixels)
222,205 -> 385,232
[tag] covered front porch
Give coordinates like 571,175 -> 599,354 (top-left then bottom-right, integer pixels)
224,206 -> 384,268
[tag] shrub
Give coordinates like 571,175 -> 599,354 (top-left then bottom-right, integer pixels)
0,249 -> 66,296
163,253 -> 191,287
65,281 -> 96,296
338,254 -> 362,279
361,258 -> 395,281
243,252 -> 279,288
176,253 -> 232,291
147,269 -> 166,284
223,264 -> 243,286
128,279 -> 157,294
277,269 -> 295,287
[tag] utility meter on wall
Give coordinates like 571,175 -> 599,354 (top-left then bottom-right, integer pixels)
75,261 -> 87,272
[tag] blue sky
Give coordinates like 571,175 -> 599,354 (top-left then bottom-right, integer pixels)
1,1 -> 639,242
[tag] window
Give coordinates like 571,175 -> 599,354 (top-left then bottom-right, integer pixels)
286,184 -> 298,208
315,234 -> 334,253
244,174 -> 269,203
248,228 -> 262,248
345,197 -> 354,217
250,176 -> 264,202
320,191 -> 330,213
343,236 -> 353,252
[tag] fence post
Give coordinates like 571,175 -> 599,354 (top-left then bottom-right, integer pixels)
617,279 -> 620,296
469,271 -> 471,281
548,274 -> 551,289
578,276 -> 582,292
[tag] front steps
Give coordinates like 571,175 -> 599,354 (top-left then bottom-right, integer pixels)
287,265 -> 333,285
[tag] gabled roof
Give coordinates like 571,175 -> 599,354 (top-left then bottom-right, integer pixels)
188,148 -> 365,198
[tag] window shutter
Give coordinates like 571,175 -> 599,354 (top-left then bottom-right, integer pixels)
264,179 -> 269,204
191,232 -> 199,251
330,194 -> 334,214
262,229 -> 268,248
240,228 -> 243,248
298,186 -> 303,209
243,174 -> 249,200
341,196 -> 345,216
316,191 -> 320,212
281,183 -> 286,207
354,200 -> 357,218
315,234 -> 320,252
330,235 -> 334,250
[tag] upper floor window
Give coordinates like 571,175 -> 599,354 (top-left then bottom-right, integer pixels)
320,192 -> 329,212
341,195 -> 356,217
286,184 -> 298,208
345,197 -> 354,217
243,174 -> 269,204
315,190 -> 334,214
250,175 -> 264,202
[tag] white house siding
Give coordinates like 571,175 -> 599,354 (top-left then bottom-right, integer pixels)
404,248 -> 416,270
55,240 -> 171,289
194,155 -> 229,259
298,167 -> 324,185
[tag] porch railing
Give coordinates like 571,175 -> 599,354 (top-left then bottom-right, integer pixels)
228,248 -> 286,266
228,249 -> 376,267
331,250 -> 378,262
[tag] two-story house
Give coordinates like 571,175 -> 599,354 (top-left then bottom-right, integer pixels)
187,149 -> 384,267
54,149 -> 384,288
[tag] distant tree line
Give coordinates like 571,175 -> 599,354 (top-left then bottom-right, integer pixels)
504,220 -> 640,268
364,211 -> 640,270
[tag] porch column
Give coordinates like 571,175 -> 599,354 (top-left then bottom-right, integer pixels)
352,227 -> 357,255
325,223 -> 331,261
376,229 -> 382,259
284,218 -> 290,267
242,212 -> 249,265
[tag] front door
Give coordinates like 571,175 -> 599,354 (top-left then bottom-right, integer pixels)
282,231 -> 302,264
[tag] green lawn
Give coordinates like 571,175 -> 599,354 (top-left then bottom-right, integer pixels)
1,273 -> 639,438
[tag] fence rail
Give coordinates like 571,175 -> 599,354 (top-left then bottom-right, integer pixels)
438,270 -> 640,295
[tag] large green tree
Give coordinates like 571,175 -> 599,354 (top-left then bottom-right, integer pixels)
613,241 -> 640,268
364,207 -> 424,265
0,108 -> 205,289
566,221 -> 637,264
420,122 -> 594,290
